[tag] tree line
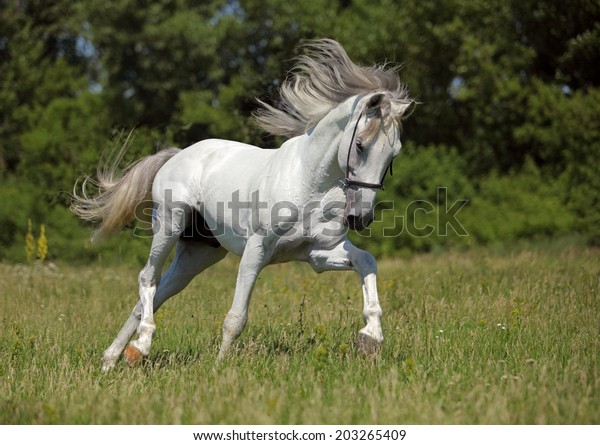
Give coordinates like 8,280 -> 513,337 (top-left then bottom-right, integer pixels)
1,0 -> 599,263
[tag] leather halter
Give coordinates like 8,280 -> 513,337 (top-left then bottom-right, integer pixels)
340,111 -> 393,191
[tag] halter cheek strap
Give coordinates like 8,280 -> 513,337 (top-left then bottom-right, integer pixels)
340,111 -> 393,191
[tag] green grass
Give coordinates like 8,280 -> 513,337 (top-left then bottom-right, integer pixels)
1,243 -> 599,424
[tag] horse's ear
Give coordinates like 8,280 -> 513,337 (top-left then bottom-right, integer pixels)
404,100 -> 417,119
366,93 -> 386,112
395,100 -> 417,120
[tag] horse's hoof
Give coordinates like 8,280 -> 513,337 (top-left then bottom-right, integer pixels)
124,344 -> 144,366
356,333 -> 381,356
101,359 -> 116,372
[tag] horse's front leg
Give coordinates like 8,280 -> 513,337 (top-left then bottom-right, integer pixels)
308,239 -> 383,354
218,235 -> 271,361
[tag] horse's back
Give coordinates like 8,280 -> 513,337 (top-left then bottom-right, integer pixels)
151,138 -> 279,218
154,138 -> 269,186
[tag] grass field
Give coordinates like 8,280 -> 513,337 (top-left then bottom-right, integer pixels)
1,242 -> 598,424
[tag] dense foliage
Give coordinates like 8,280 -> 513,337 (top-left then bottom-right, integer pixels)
1,0 -> 599,263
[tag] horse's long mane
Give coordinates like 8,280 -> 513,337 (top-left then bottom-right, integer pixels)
254,39 -> 411,138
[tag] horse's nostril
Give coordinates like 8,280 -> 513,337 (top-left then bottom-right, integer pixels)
345,214 -> 374,231
346,215 -> 356,228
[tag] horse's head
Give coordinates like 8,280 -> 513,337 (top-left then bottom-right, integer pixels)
340,92 -> 416,231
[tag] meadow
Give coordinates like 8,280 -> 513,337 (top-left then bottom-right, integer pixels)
1,242 -> 598,424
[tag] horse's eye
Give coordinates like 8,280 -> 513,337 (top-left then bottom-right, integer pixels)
356,141 -> 364,152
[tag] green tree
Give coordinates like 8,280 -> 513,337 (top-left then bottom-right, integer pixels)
0,0 -> 99,260
83,0 -> 225,129
1,0 -> 598,262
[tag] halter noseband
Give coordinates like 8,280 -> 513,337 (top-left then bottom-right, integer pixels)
340,111 -> 393,191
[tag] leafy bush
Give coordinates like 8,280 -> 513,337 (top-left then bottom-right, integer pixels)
462,159 -> 575,245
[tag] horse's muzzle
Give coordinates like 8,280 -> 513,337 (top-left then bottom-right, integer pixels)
344,186 -> 376,231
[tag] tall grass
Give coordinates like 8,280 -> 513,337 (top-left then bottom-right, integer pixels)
1,243 -> 598,424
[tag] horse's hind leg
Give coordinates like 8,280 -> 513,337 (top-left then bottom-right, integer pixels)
125,239 -> 178,363
101,240 -> 227,371
110,201 -> 188,367
152,241 -> 227,312
101,301 -> 142,371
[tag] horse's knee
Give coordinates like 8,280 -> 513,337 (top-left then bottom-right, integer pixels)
352,249 -> 377,275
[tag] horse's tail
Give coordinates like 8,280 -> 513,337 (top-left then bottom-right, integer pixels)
71,142 -> 181,242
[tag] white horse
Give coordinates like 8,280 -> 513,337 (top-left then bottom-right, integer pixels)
72,39 -> 415,371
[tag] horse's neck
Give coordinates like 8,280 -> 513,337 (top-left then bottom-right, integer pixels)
294,97 -> 358,191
